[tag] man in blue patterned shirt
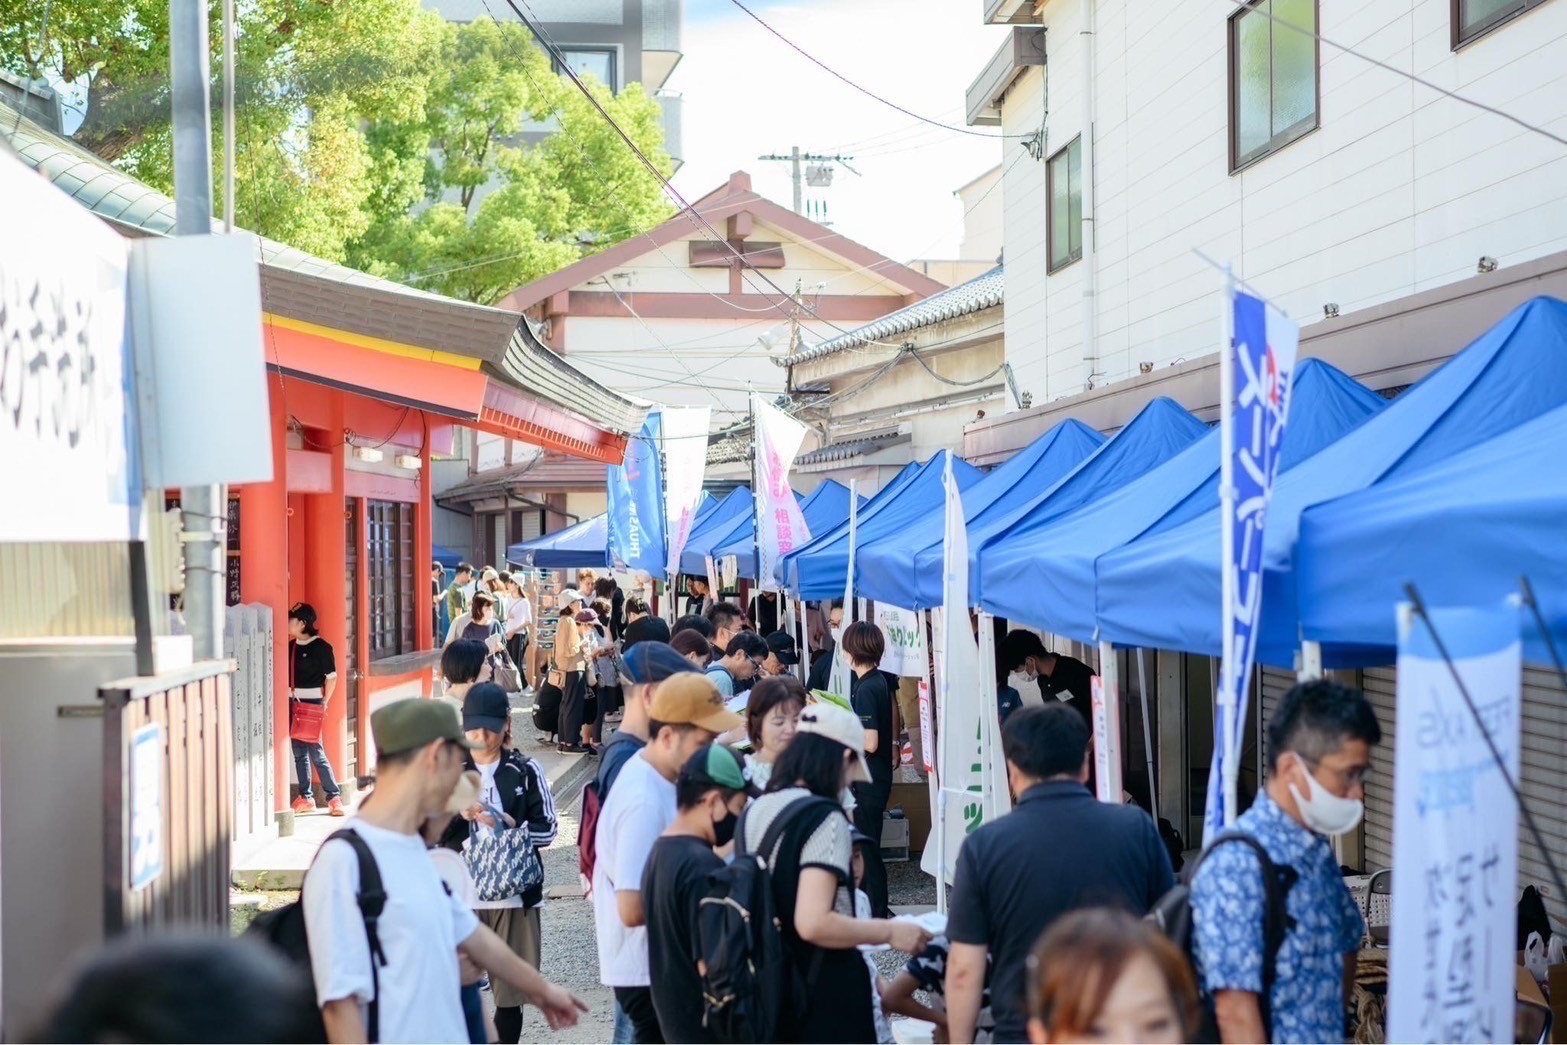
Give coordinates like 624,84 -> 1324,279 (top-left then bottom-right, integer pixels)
1192,679 -> 1381,1043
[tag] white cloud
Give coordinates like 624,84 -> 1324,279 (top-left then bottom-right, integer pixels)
668,0 -> 1010,265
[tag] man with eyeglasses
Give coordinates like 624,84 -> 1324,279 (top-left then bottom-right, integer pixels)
703,631 -> 768,703
1191,678 -> 1381,1045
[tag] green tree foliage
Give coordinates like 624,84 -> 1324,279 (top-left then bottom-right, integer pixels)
0,0 -> 672,304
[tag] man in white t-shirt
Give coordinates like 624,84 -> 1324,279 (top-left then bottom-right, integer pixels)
593,673 -> 741,1044
304,699 -> 586,1044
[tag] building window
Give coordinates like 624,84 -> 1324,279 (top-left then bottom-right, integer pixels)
1453,0 -> 1552,46
366,499 -> 415,659
1229,0 -> 1318,171
555,48 -> 617,91
1047,136 -> 1082,273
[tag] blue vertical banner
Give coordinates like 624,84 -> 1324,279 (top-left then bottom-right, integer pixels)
1207,289 -> 1299,842
607,411 -> 667,575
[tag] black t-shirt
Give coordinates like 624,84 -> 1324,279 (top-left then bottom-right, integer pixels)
641,834 -> 723,1044
946,780 -> 1175,1042
750,593 -> 779,636
1041,654 -> 1096,727
622,615 -> 672,650
289,637 -> 336,691
850,669 -> 894,788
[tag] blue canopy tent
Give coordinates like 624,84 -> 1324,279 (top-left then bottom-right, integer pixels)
968,398 -> 1208,619
1095,296 -> 1567,666
702,489 -> 803,578
979,360 -> 1384,642
781,451 -> 984,600
432,544 -> 465,571
854,419 -> 1105,609
677,486 -> 754,576
773,461 -> 924,588
1297,401 -> 1567,665
506,513 -> 610,569
712,480 -> 861,579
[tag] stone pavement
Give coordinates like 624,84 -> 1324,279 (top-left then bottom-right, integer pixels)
232,706 -> 592,889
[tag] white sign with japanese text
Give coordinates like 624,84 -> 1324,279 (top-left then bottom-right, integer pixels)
1091,675 -> 1123,804
752,394 -> 811,589
875,603 -> 926,677
1388,601 -> 1520,1044
0,152 -> 140,540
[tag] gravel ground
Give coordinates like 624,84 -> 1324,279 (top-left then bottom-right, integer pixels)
525,775 -> 944,1041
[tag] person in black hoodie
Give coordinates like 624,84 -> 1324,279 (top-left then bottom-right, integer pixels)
441,683 -> 559,1044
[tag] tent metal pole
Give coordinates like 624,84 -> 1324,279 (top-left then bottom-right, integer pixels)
1137,648 -> 1157,816
1298,640 -> 1324,681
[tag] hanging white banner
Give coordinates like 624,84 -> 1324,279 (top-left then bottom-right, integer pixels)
1388,601 -> 1521,1044
662,406 -> 711,580
752,394 -> 811,590
1091,674 -> 1123,803
921,456 -> 1009,885
875,602 -> 927,677
0,151 -> 141,541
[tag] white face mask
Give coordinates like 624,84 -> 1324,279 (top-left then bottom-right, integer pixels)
1287,753 -> 1363,836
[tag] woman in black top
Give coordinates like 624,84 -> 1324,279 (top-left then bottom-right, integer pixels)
620,596 -> 670,649
843,620 -> 894,917
287,603 -> 344,817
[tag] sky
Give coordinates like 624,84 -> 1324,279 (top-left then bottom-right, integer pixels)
667,0 -> 1012,263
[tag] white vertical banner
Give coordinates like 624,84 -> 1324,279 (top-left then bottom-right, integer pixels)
825,481 -> 856,699
921,457 -> 1009,886
752,394 -> 811,589
1388,601 -> 1521,1044
1092,643 -> 1124,803
875,602 -> 927,677
662,406 -> 711,580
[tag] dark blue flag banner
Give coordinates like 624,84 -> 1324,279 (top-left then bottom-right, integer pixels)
1207,289 -> 1299,842
607,411 -> 667,575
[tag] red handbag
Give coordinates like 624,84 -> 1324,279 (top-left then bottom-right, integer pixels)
289,699 -> 326,744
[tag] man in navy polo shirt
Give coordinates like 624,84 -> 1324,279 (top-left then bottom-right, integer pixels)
944,703 -> 1174,1043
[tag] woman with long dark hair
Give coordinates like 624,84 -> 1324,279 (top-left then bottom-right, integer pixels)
287,603 -> 344,817
740,703 -> 931,1042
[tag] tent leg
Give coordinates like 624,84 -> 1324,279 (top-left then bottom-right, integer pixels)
1137,648 -> 1157,816
1298,640 -> 1323,681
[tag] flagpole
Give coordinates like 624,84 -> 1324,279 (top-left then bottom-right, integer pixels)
659,411 -> 676,625
749,390 -> 763,595
1217,264 -> 1239,831
1137,648 -> 1157,816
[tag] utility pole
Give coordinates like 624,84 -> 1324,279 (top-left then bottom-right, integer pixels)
170,0 -> 226,660
757,147 -> 858,215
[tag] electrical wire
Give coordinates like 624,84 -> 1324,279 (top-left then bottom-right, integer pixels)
724,0 -> 1028,141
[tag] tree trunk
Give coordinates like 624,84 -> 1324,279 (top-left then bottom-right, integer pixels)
73,71 -> 167,162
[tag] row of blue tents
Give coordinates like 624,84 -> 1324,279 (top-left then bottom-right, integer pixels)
504,296 -> 1566,667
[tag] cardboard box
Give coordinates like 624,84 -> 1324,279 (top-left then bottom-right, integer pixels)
890,783 -> 932,852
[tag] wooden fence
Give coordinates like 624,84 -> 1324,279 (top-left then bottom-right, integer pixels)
224,604 -> 274,844
101,661 -> 234,934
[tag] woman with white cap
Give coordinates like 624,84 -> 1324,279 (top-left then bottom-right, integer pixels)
550,588 -> 590,754
738,702 -> 933,1042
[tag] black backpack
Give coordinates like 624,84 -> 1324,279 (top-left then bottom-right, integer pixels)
531,680 -> 563,734
1147,831 -> 1297,1043
696,795 -> 841,1044
246,828 -> 388,1043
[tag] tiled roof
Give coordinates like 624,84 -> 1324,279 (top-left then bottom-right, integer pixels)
436,450 -> 610,504
794,431 -> 909,466
782,265 -> 1003,366
705,426 -> 750,466
0,100 -> 646,436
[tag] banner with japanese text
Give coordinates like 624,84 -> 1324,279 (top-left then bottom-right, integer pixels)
1091,675 -> 1124,804
752,394 -> 810,590
1388,601 -> 1520,1044
607,411 -> 666,575
662,406 -> 710,580
1207,289 -> 1299,841
921,455 -> 1009,885
875,602 -> 927,677
0,150 -> 141,541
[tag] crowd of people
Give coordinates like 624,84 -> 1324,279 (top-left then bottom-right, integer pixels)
56,568 -> 1384,1045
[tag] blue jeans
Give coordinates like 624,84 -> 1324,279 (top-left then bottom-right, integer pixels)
611,997 -> 635,1044
291,737 -> 340,800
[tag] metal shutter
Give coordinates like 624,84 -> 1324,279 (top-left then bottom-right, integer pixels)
1361,666 -> 1398,871
1519,663 -> 1567,908
1260,666 -> 1296,756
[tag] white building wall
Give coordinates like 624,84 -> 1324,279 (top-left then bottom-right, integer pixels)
999,0 -> 1567,409
957,165 -> 1006,264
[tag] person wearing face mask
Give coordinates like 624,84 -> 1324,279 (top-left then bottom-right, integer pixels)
1191,678 -> 1380,1045
807,602 -> 846,692
998,630 -> 1096,729
640,744 -> 751,1044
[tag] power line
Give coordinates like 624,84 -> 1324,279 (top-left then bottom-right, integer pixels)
725,0 -> 1028,141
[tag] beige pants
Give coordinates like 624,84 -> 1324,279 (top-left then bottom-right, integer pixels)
477,905 -> 542,1008
897,676 -> 926,777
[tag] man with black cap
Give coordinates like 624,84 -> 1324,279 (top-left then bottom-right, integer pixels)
597,642 -> 698,801
641,744 -> 750,1043
761,631 -> 800,678
304,699 -> 585,1043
